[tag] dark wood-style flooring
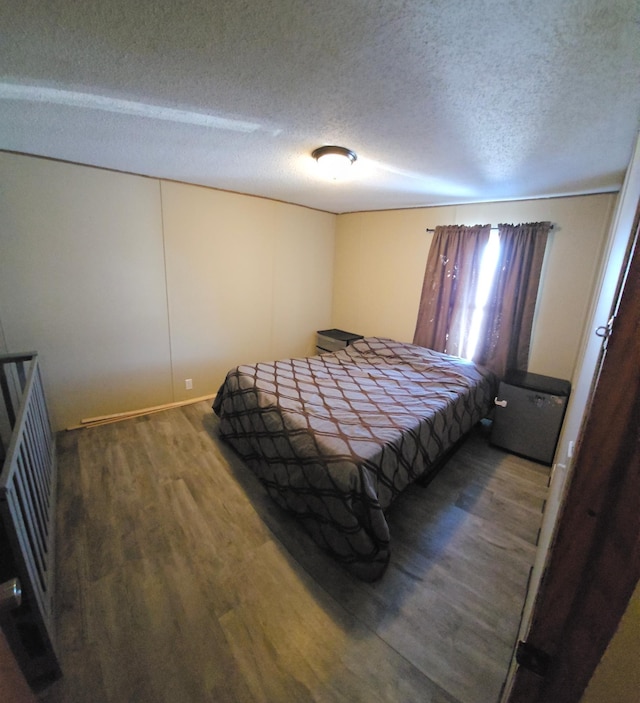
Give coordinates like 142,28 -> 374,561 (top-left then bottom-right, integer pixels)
38,401 -> 549,703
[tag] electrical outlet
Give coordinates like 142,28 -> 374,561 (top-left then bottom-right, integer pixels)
185,378 -> 193,390
568,440 -> 574,458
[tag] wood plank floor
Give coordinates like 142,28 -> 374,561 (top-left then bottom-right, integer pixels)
38,401 -> 549,703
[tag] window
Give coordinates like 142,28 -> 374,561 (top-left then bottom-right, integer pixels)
414,221 -> 550,378
463,229 -> 501,361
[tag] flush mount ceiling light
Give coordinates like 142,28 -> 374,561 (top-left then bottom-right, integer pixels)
312,145 -> 357,179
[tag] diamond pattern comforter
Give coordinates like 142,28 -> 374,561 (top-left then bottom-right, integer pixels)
213,337 -> 497,580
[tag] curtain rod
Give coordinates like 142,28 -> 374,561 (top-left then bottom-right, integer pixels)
425,225 -> 554,232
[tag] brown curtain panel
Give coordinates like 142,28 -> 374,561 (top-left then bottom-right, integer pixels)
413,224 -> 491,356
475,221 -> 551,378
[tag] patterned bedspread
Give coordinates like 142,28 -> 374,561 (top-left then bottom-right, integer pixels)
213,337 -> 497,580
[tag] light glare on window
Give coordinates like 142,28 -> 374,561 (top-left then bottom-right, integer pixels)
464,230 -> 501,361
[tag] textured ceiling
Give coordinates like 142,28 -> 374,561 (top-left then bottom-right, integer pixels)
1,0 -> 639,213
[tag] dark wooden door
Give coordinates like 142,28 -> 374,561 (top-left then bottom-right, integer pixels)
506,203 -> 640,702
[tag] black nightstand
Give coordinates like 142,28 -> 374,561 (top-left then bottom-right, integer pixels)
316,328 -> 363,354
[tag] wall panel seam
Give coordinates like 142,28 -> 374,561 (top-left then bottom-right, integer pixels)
159,180 -> 176,403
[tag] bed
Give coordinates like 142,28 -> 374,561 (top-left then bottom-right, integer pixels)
213,337 -> 497,580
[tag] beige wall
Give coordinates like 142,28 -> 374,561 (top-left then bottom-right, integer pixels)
0,154 -> 173,430
580,580 -> 640,703
0,153 -> 335,429
161,181 -> 335,402
334,194 -> 615,382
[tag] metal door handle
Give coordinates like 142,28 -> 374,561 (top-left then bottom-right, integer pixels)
0,578 -> 22,614
494,397 -> 508,408
596,316 -> 614,339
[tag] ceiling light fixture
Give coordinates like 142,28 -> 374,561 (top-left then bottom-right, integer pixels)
312,145 -> 357,179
